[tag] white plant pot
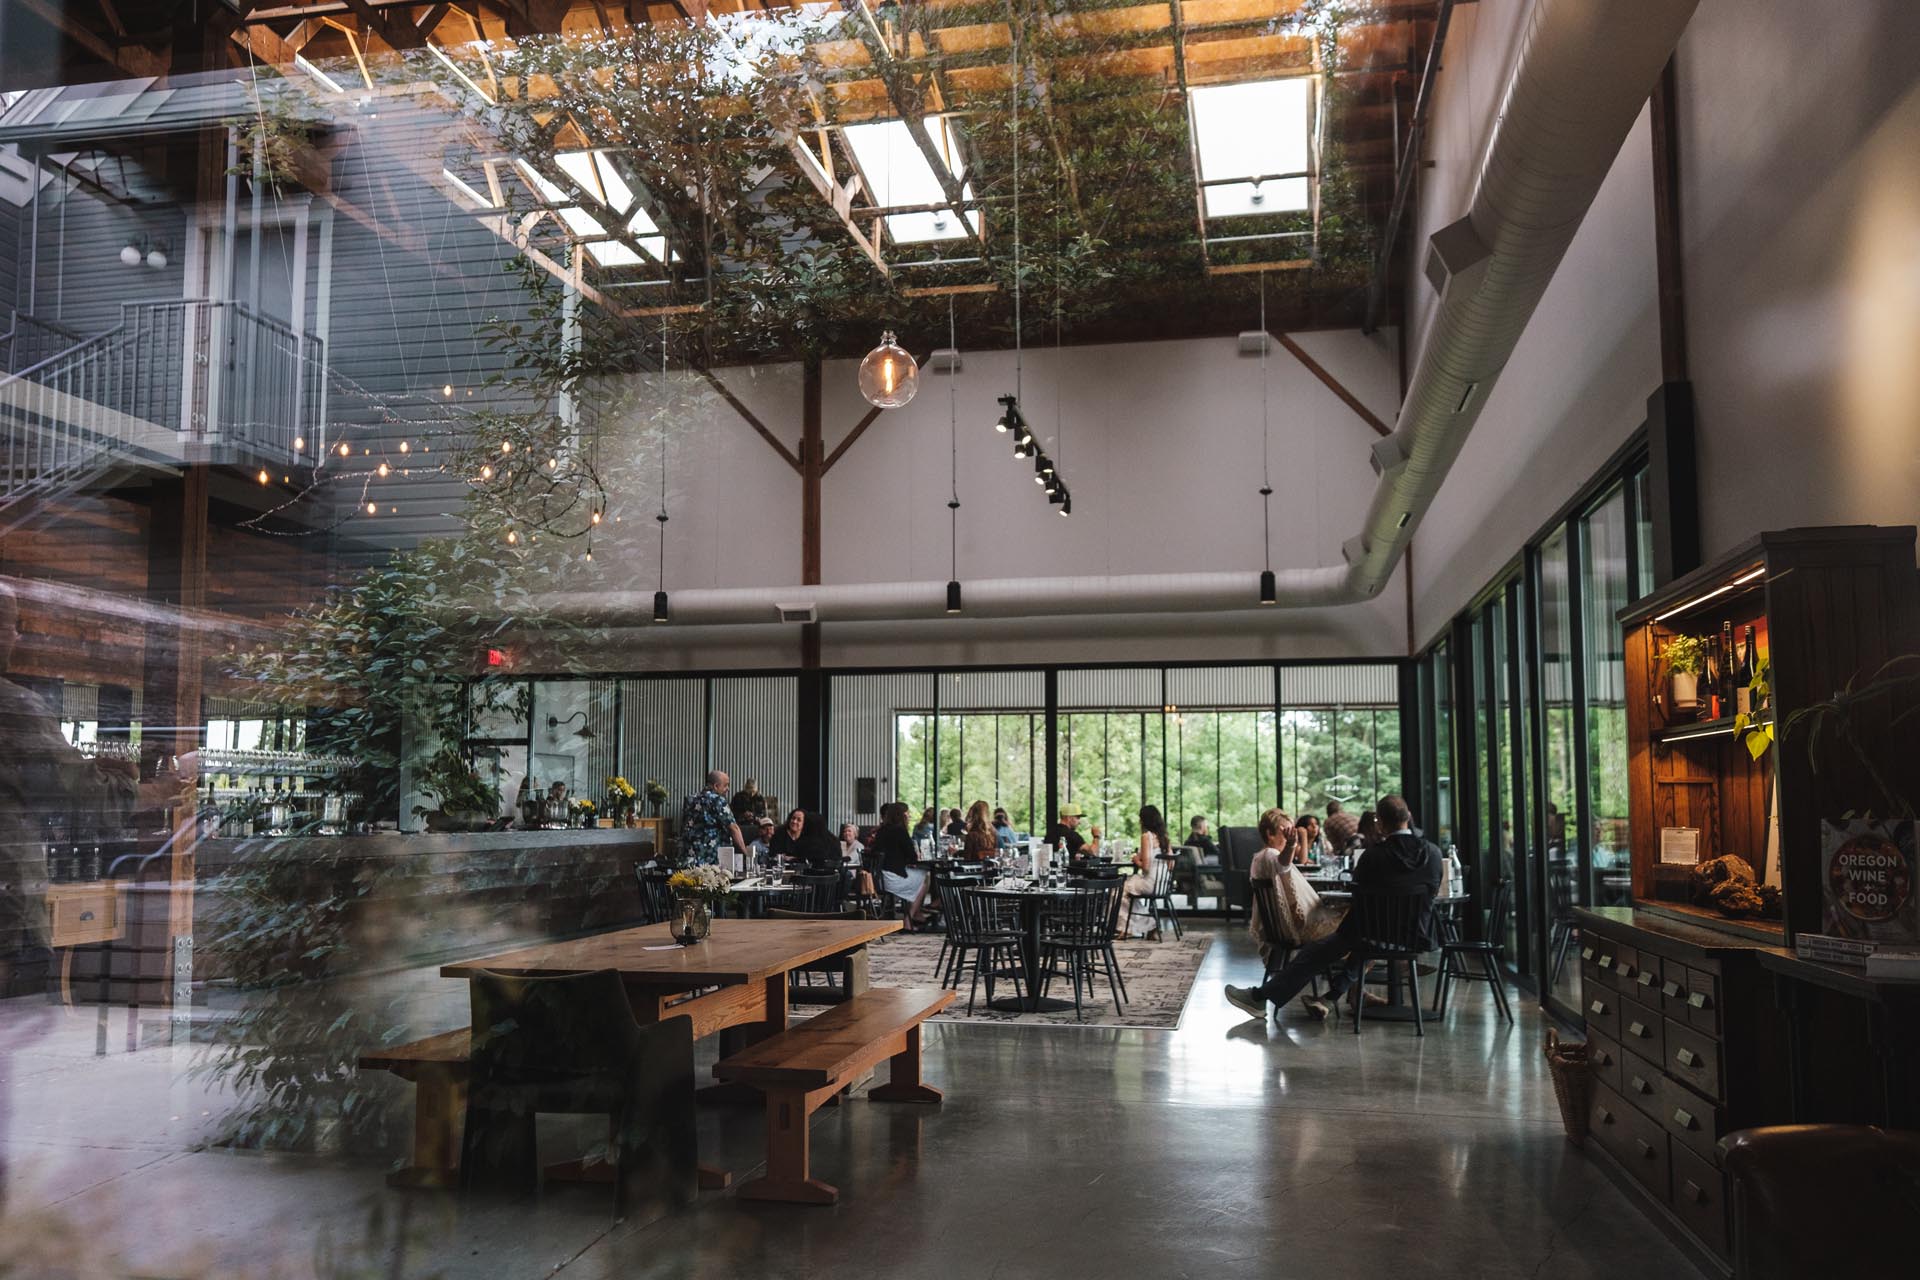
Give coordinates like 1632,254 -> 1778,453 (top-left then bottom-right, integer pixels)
1671,671 -> 1700,711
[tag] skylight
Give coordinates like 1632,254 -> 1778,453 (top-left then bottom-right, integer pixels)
1188,77 -> 1313,219
519,152 -> 667,266
841,117 -> 980,244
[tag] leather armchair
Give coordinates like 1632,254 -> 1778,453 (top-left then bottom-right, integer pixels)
1720,1124 -> 1920,1280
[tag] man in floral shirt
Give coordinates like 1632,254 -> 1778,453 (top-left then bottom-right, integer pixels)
680,769 -> 749,866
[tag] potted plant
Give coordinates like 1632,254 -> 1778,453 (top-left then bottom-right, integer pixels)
645,777 -> 670,818
1664,633 -> 1709,715
605,775 -> 637,824
414,744 -> 501,832
666,864 -> 732,944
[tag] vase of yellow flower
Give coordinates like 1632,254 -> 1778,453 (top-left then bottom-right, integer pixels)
667,864 -> 730,945
605,775 -> 638,824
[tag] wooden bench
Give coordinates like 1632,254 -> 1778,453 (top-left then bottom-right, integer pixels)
713,986 -> 956,1205
359,1029 -> 470,1188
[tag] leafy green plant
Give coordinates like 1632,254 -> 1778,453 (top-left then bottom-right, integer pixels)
1663,633 -> 1709,677
1733,657 -> 1774,760
1780,654 -> 1920,821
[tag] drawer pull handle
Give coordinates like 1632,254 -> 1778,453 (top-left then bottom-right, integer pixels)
1634,1138 -> 1656,1160
1638,971 -> 1657,988
1631,1075 -> 1652,1095
1676,1048 -> 1699,1069
79,910 -> 96,921
1589,999 -> 1610,1016
1581,946 -> 1596,962
1629,1021 -> 1649,1039
1594,1048 -> 1613,1066
1688,991 -> 1711,1010
1598,956 -> 1614,970
1597,1106 -> 1615,1125
1617,964 -> 1635,980
1683,1179 -> 1706,1204
1673,1108 -> 1696,1131
1662,981 -> 1682,999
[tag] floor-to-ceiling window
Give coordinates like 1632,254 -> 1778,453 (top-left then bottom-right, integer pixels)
1581,483 -> 1635,908
1537,525 -> 1583,1012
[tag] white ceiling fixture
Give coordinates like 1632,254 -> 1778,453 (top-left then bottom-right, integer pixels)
1188,77 -> 1313,218
841,117 -> 980,244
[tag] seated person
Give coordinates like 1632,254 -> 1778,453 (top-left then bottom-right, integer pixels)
993,808 -> 1018,848
1187,815 -> 1219,860
913,807 -> 937,843
838,822 -> 866,864
944,807 -> 967,839
1296,813 -> 1328,863
1045,805 -> 1088,859
1245,809 -> 1344,1016
748,816 -> 777,866
961,800 -> 999,859
770,807 -> 839,869
1325,800 -> 1359,852
871,802 -> 929,926
1225,794 -> 1442,1022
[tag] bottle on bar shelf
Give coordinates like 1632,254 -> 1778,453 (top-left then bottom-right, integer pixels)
1718,621 -> 1736,719
1736,624 -> 1758,717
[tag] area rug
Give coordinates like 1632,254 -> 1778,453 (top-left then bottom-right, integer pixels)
851,933 -> 1213,1030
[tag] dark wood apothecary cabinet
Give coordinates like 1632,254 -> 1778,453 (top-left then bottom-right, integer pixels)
1577,525 -> 1920,1274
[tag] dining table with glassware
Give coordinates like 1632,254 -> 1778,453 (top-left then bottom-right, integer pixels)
972,878 -> 1094,1013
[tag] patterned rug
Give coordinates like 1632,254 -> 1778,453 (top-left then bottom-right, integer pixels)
850,932 -> 1213,1029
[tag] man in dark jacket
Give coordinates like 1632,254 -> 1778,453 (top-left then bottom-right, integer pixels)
1223,794 -> 1443,1021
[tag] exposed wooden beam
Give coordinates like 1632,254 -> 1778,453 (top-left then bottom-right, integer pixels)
17,0 -> 164,75
1271,331 -> 1391,438
700,368 -> 801,472
820,348 -> 930,473
785,133 -> 888,276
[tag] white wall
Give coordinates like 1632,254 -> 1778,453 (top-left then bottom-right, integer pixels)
1402,0 -> 1920,645
1678,0 -> 1920,559
581,329 -> 1407,671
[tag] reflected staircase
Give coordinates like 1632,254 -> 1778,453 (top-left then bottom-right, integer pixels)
0,301 -> 324,535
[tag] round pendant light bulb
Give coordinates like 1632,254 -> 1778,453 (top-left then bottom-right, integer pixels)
145,249 -> 167,269
857,331 -> 919,409
119,245 -> 142,266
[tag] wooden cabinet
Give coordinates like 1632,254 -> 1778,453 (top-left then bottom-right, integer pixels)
1618,525 -> 1920,942
1575,908 -> 1792,1273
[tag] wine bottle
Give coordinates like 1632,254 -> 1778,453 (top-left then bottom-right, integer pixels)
1736,624 -> 1757,717
1728,621 -> 1743,721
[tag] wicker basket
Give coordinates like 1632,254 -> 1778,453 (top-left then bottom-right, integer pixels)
1544,1028 -> 1594,1146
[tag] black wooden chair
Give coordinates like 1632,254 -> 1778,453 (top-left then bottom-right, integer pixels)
1039,883 -> 1126,1022
766,904 -> 870,1004
635,868 -> 674,925
461,968 -> 697,1215
929,869 -> 984,979
1433,876 -> 1514,1023
1251,878 -> 1335,1000
780,870 -> 845,914
1132,853 -> 1183,939
1546,860 -> 1578,991
1346,888 -> 1433,1036
943,888 -> 1026,1014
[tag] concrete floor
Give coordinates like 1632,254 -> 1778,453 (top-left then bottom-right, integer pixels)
0,923 -> 1702,1279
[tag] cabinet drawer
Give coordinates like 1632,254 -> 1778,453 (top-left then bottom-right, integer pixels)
1589,1083 -> 1669,1200
1619,995 -> 1664,1061
1629,952 -> 1665,1008
1664,1017 -> 1723,1103
1660,1090 -> 1723,1166
1610,943 -> 1641,994
46,883 -> 123,948
1670,1142 -> 1728,1258
1682,965 -> 1722,1034
1584,988 -> 1621,1043
1586,1030 -> 1624,1097
1620,1050 -> 1666,1120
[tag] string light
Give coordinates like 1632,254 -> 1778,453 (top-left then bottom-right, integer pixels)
377,462 -> 390,477
547,457 -> 557,470
591,509 -> 602,525
501,441 -> 512,454
443,384 -> 453,398
292,436 -> 305,452
257,469 -> 270,485
339,442 -> 352,457
480,464 -> 494,480
399,441 -> 409,454
366,501 -> 377,515
505,529 -> 518,544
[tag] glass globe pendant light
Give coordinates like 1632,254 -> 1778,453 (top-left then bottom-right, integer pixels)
857,330 -> 919,408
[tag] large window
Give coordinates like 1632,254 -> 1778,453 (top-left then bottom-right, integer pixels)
1279,707 -> 1401,820
1581,484 -> 1635,908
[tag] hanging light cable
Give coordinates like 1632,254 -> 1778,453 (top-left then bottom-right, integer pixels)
1258,269 -> 1276,605
946,294 -> 963,614
654,313 -> 671,623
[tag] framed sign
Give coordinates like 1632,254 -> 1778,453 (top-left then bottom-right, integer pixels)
1659,826 -> 1700,866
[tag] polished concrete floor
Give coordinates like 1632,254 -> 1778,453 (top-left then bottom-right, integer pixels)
0,922 -> 1702,1279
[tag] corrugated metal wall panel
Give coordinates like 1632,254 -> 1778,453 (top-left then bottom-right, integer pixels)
828,672 -> 934,826
23,179 -> 186,336
618,677 -> 706,817
711,675 -> 797,815
1058,667 -> 1164,709
1166,665 -> 1275,709
1280,663 -> 1400,707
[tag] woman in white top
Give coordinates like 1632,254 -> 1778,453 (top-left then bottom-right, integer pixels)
1248,808 -> 1345,1017
839,822 -> 866,864
1120,805 -> 1174,940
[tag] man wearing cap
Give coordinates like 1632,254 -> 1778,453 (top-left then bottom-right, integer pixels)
1046,805 -> 1088,859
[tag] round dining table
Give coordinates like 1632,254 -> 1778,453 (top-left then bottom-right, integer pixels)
972,882 -> 1093,1013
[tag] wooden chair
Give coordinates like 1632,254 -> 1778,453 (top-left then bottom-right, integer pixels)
461,968 -> 698,1215
1346,888 -> 1432,1037
765,905 -> 871,1005
1433,876 -> 1514,1023
1039,883 -> 1126,1021
1217,826 -> 1261,921
713,987 -> 956,1204
945,887 -> 1026,1014
635,868 -> 674,925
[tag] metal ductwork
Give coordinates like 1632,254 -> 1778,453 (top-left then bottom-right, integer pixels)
534,0 -> 1697,630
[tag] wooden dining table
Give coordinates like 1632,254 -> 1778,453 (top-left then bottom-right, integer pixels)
434,917 -> 902,1191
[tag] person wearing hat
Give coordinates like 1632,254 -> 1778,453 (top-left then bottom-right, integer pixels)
1046,805 -> 1088,858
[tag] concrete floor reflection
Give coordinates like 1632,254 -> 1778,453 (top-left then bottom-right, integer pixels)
0,922 -> 1698,1279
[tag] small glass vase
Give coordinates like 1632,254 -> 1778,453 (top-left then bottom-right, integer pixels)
673,897 -> 713,946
